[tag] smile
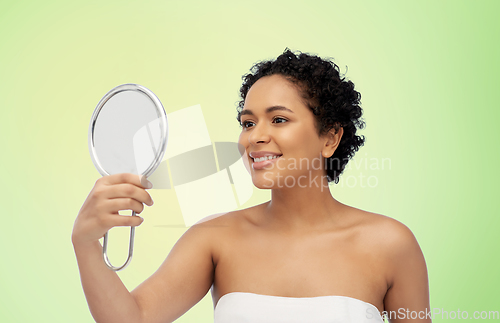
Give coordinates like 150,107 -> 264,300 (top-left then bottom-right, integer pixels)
252,155 -> 282,162
251,155 -> 283,170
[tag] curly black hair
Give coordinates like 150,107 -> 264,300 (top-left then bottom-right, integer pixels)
236,48 -> 366,184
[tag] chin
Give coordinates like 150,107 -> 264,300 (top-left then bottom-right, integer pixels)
251,170 -> 286,190
252,178 -> 277,190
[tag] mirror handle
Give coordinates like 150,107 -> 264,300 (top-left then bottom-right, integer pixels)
102,211 -> 136,271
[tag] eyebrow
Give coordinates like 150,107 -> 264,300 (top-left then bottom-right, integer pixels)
239,105 -> 294,118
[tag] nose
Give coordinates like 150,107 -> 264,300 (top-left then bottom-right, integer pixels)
248,122 -> 271,145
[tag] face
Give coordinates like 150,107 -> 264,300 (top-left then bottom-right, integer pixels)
238,74 -> 335,189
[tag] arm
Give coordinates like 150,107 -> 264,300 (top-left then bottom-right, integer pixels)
131,223 -> 215,323
73,239 -> 143,323
383,221 -> 431,323
72,173 -> 216,323
73,225 -> 215,323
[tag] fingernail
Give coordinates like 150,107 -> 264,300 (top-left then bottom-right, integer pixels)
146,180 -> 153,189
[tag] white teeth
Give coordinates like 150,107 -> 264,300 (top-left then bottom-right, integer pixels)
253,155 -> 281,162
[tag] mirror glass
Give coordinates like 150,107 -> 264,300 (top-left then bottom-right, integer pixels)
89,84 -> 168,178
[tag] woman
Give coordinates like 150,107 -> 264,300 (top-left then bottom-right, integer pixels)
72,49 -> 431,323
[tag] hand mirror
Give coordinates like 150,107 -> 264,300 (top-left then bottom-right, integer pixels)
88,84 -> 168,271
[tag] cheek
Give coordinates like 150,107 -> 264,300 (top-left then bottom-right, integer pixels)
238,132 -> 246,146
280,126 -> 320,154
237,132 -> 249,156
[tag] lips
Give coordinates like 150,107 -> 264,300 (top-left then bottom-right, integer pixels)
252,155 -> 282,170
249,151 -> 283,170
249,151 -> 282,159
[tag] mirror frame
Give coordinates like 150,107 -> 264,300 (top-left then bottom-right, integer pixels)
87,83 -> 168,271
88,83 -> 168,178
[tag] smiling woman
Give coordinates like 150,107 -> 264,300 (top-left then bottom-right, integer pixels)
72,48 -> 431,323
237,48 -> 366,185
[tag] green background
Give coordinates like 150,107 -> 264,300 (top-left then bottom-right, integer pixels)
1,0 -> 498,322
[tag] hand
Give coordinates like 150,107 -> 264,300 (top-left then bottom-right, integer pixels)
72,173 -> 154,246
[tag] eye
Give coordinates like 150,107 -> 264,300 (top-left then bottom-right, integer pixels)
273,117 -> 288,124
241,120 -> 255,129
241,117 -> 288,129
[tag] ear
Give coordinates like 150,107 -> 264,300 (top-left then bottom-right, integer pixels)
321,124 -> 343,158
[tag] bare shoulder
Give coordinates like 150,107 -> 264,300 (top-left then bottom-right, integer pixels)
348,207 -> 427,290
371,213 -> 421,259
194,201 -> 266,227
190,207 -> 259,267
189,205 -> 259,243
348,207 -> 420,251
193,208 -> 249,228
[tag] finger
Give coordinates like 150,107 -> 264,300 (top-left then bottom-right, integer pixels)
105,183 -> 154,206
110,214 -> 145,227
106,198 -> 146,215
101,173 -> 153,189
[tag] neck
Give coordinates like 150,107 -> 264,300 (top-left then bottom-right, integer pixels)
263,174 -> 345,233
